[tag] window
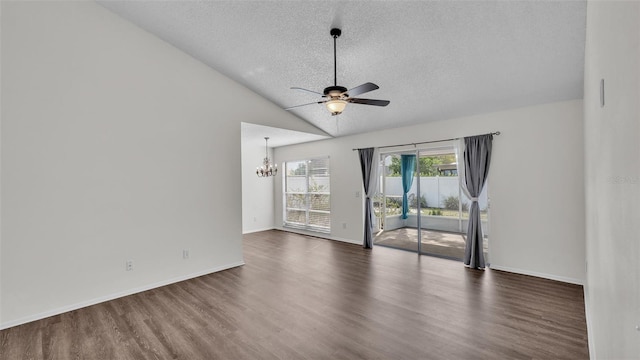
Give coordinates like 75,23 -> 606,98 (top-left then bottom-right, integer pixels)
284,157 -> 330,233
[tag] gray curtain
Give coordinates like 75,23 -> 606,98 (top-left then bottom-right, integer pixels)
462,134 -> 493,269
358,148 -> 377,249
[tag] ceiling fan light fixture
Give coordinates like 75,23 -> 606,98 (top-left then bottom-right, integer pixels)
285,28 -> 389,115
326,99 -> 347,115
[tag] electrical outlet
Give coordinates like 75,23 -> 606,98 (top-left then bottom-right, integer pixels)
183,249 -> 190,259
342,222 -> 347,229
126,260 -> 133,271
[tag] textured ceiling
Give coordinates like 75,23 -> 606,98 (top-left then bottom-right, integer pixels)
98,0 -> 587,138
241,122 -> 329,148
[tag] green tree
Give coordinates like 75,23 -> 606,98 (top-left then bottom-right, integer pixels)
387,156 -> 402,176
288,162 -> 306,176
387,154 -> 457,177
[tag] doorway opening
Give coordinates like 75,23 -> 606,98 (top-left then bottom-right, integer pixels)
373,145 -> 489,261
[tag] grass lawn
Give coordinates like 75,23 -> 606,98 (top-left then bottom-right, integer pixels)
382,207 -> 488,221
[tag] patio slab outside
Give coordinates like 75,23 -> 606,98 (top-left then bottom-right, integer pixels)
373,227 -> 489,261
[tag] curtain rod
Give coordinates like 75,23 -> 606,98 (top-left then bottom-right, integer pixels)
351,131 -> 500,151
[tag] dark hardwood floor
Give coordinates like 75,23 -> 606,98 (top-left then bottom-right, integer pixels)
0,230 -> 589,359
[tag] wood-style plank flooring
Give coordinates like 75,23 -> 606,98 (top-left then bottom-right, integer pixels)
0,230 -> 589,359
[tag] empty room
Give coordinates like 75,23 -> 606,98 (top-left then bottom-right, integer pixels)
1,1 -> 638,359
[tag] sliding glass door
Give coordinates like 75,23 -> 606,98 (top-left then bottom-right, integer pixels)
418,147 -> 469,260
373,145 -> 490,262
373,153 -> 419,252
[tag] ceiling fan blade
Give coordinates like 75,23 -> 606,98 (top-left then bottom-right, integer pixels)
284,101 -> 324,110
347,82 -> 379,97
291,87 -> 324,96
348,98 -> 390,107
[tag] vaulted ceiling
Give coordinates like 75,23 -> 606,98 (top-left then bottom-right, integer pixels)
98,1 -> 587,138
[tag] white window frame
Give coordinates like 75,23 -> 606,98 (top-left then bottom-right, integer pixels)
283,157 -> 331,233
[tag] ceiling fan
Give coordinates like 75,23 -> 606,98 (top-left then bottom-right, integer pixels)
285,28 -> 390,116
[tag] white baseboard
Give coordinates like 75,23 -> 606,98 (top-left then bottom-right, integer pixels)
489,264 -> 585,285
328,236 -> 362,245
0,260 -> 245,331
242,226 -> 275,234
276,227 -> 362,246
583,285 -> 596,359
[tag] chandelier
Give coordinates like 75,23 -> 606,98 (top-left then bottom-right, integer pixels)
256,137 -> 277,177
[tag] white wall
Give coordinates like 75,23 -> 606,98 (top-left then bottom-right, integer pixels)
241,142 -> 275,233
275,100 -> 586,284
0,1 -> 321,328
583,1 -> 640,358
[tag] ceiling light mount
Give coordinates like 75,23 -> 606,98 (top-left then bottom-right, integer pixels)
323,85 -> 348,97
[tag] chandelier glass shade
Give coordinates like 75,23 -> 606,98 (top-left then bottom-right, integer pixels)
256,137 -> 277,177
